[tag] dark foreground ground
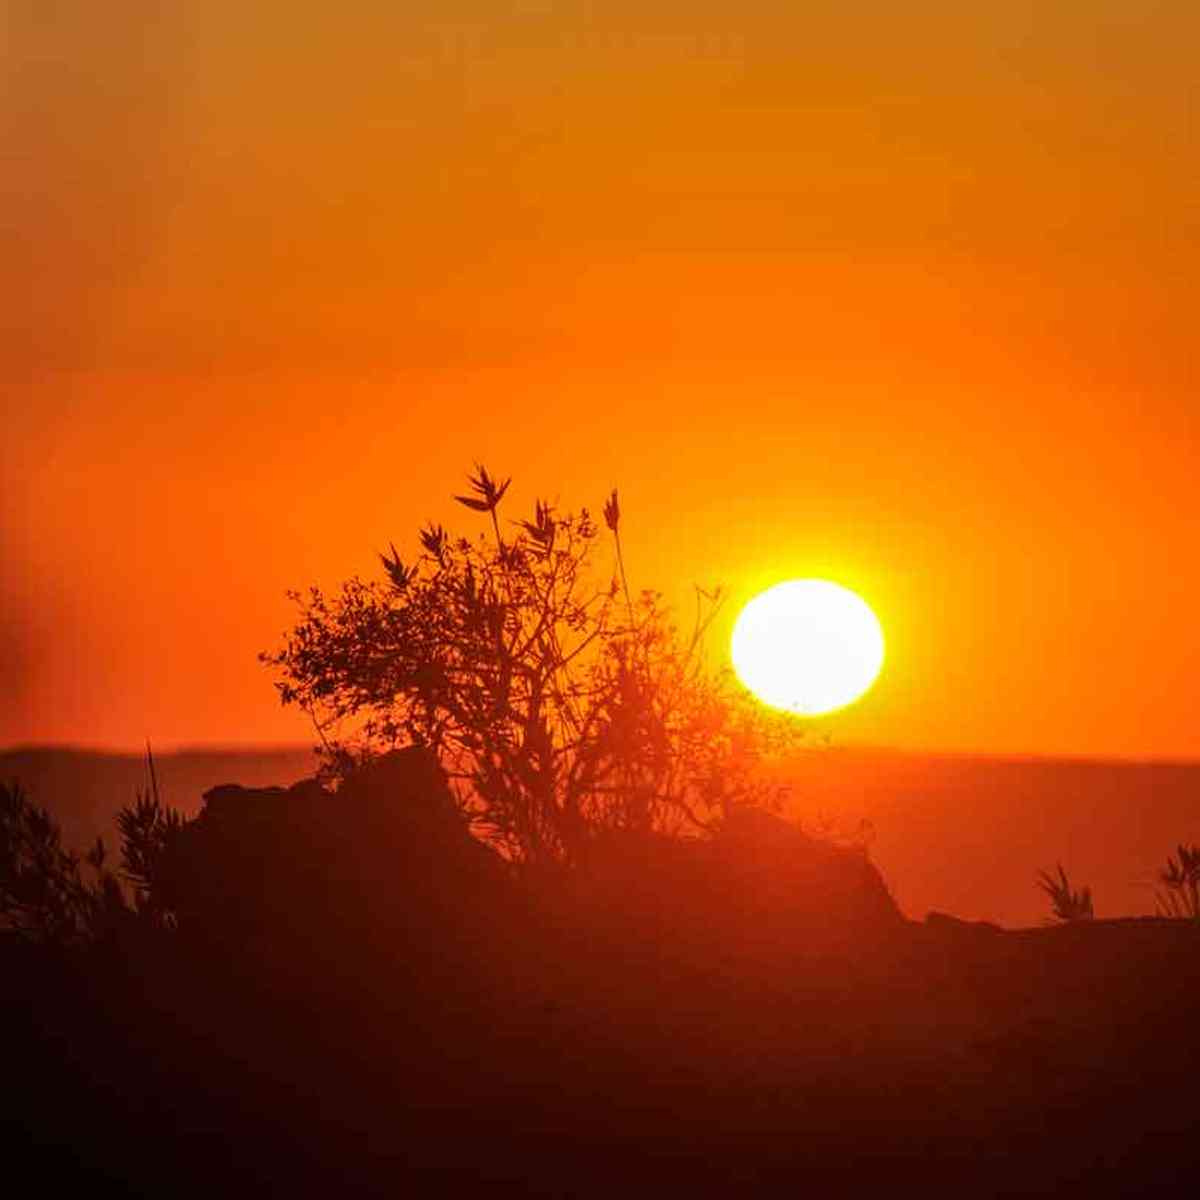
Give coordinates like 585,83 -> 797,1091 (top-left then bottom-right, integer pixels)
4,752 -> 1200,1196
7,918 -> 1199,1197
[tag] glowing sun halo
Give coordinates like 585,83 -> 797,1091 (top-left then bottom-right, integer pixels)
731,580 -> 885,716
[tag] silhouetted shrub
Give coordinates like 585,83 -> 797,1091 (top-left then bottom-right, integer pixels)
1,744 -> 197,945
0,780 -> 126,944
264,467 -> 805,867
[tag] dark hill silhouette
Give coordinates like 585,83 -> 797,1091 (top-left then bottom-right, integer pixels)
4,749 -> 1200,1194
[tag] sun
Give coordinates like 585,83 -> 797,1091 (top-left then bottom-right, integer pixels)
731,579 -> 885,716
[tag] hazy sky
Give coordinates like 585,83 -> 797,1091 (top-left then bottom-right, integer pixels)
4,2 -> 1197,757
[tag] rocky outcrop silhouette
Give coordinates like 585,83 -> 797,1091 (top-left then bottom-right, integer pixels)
561,805 -> 903,973
714,805 -> 902,938
159,747 -> 508,976
173,755 -> 902,965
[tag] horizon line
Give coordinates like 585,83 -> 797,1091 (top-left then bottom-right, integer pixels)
3,740 -> 1199,771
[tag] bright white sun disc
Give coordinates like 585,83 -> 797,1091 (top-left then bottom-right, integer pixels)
731,580 -> 885,716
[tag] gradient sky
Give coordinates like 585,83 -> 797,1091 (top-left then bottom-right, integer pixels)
4,2 -> 1197,757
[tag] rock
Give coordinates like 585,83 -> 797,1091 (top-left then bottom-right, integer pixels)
165,748 -> 507,961
715,806 -> 903,936
566,807 -> 903,965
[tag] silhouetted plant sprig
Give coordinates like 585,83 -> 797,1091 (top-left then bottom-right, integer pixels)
456,464 -> 512,561
1036,863 -> 1094,923
380,542 -> 416,591
517,500 -> 557,556
603,488 -> 635,629
115,747 -> 187,927
1155,844 -> 1200,919
454,464 -> 511,515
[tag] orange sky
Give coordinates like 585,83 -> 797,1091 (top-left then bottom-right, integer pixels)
4,2 -> 1197,758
